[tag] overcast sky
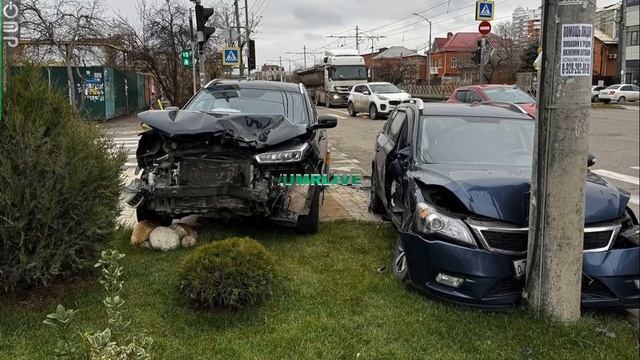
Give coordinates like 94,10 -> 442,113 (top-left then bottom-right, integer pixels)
109,0 -> 619,70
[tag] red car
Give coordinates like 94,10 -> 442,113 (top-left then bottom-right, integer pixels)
448,85 -> 537,117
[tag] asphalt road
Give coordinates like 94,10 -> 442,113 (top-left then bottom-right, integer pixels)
318,105 -> 640,215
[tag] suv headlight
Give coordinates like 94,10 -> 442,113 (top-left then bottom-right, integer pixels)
255,143 -> 310,164
376,95 -> 389,100
415,202 -> 477,247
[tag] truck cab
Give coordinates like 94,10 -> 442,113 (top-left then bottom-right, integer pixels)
297,49 -> 367,108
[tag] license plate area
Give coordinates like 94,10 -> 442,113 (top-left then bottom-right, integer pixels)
513,259 -> 526,279
179,158 -> 246,186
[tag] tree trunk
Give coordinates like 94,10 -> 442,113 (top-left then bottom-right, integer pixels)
65,44 -> 77,108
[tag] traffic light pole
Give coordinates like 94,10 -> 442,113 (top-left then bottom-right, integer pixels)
524,0 -> 596,322
189,8 -> 198,94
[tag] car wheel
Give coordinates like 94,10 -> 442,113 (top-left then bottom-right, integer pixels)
136,208 -> 172,226
369,104 -> 379,120
392,237 -> 409,281
617,96 -> 626,104
592,95 -> 599,102
296,187 -> 320,234
347,102 -> 357,117
369,166 -> 385,214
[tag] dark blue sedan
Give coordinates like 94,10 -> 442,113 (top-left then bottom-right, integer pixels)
370,101 -> 640,309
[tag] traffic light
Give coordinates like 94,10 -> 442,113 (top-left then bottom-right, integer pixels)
248,40 -> 256,71
195,4 -> 215,45
180,50 -> 192,67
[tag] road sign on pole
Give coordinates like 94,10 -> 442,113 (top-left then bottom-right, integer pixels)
222,47 -> 241,66
475,0 -> 495,21
478,21 -> 492,35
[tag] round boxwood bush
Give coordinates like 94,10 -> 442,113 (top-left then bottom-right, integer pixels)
178,237 -> 277,310
0,66 -> 125,292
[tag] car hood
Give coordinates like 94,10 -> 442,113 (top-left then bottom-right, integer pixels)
376,92 -> 412,101
412,164 -> 630,225
137,110 -> 308,148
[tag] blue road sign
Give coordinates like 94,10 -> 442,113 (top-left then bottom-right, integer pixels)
475,1 -> 495,21
223,47 -> 240,66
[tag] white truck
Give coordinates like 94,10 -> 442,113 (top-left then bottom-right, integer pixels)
296,49 -> 367,107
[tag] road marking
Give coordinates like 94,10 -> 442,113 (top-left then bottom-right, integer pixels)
630,195 -> 640,206
592,169 -> 640,185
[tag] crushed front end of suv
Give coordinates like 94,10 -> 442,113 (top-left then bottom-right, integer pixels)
124,80 -> 337,234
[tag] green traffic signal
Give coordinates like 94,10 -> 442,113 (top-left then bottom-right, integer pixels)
180,50 -> 192,67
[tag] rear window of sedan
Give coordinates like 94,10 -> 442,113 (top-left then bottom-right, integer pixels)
483,88 -> 535,104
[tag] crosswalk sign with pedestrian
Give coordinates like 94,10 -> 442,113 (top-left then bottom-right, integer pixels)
475,0 -> 494,21
223,47 -> 241,66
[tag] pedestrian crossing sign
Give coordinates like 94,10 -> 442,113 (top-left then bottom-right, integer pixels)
223,47 -> 241,66
475,0 -> 495,21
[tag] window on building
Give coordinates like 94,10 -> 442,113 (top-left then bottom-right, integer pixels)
451,57 -> 458,69
627,31 -> 639,47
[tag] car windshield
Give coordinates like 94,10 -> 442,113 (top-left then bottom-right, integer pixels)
483,88 -> 535,104
607,85 -> 621,90
420,116 -> 535,166
370,84 -> 401,94
184,86 -> 309,125
329,65 -> 367,80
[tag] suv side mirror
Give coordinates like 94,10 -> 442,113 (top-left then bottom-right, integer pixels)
314,115 -> 338,129
362,90 -> 370,95
587,154 -> 596,167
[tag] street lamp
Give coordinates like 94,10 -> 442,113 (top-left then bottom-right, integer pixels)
413,13 -> 432,86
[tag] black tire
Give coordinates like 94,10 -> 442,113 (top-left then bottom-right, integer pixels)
369,165 -> 385,214
136,208 -> 172,226
392,237 -> 409,281
296,187 -> 320,234
592,95 -> 599,103
618,96 -> 626,104
369,104 -> 379,120
347,102 -> 357,117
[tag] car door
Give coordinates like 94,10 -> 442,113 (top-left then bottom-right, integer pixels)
620,85 -> 633,101
632,85 -> 640,101
350,85 -> 362,111
374,109 -> 407,209
359,85 -> 372,111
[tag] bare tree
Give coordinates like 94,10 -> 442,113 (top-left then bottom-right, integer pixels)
21,0 -> 109,108
374,59 -> 419,85
484,21 -> 523,83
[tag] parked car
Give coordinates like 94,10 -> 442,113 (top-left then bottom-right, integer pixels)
599,84 -> 640,103
347,82 -> 412,119
591,85 -> 607,102
124,80 -> 338,234
370,101 -> 639,308
448,85 -> 537,117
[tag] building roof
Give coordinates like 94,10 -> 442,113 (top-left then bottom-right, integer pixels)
435,32 -> 508,52
594,28 -> 617,44
373,46 -> 419,59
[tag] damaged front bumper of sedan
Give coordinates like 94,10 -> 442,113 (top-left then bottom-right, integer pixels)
123,111 -> 324,225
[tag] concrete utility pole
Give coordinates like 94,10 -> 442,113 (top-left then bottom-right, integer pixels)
413,13 -> 432,86
355,25 -> 359,53
234,0 -> 243,76
244,0 -> 250,77
616,0 -> 626,83
525,0 -> 596,322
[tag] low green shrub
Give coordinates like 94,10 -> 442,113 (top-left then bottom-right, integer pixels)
178,237 -> 277,310
0,66 -> 125,292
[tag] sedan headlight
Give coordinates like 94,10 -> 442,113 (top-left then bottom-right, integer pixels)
333,94 -> 340,99
415,202 -> 477,247
376,95 -> 389,100
255,143 -> 309,164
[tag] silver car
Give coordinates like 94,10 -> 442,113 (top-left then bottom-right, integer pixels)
599,84 -> 640,103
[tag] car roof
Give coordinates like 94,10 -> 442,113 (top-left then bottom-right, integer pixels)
205,79 -> 302,92
457,84 -> 517,91
368,82 -> 393,85
414,102 -> 534,120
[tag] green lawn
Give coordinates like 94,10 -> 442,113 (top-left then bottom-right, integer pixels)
1,220 -> 638,359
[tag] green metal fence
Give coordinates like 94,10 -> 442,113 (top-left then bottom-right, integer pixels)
37,66 -> 153,121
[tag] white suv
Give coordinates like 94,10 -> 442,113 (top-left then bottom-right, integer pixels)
347,82 -> 411,119
598,84 -> 640,103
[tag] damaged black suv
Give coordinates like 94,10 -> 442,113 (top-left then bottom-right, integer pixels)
124,80 -> 337,234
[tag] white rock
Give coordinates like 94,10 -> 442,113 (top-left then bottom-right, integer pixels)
149,227 -> 180,251
170,224 -> 188,239
181,235 -> 197,248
